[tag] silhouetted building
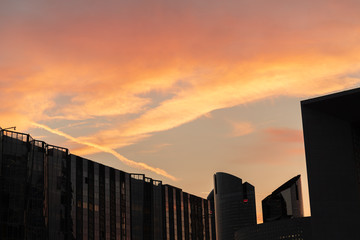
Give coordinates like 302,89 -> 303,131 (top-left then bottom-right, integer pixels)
0,129 -> 212,240
213,172 -> 256,240
301,88 -> 360,240
234,217 -> 312,240
235,175 -> 311,240
207,190 -> 216,240
162,184 -> 213,240
262,175 -> 303,222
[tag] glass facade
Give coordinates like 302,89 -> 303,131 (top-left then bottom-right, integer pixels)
0,129 -> 212,240
262,175 -> 303,223
27,140 -> 47,240
162,185 -> 212,240
0,131 -> 30,239
214,172 -> 257,240
46,145 -> 71,240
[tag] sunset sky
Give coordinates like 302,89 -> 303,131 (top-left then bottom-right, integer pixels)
1,0 -> 360,222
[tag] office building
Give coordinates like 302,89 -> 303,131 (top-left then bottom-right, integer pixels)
0,129 -> 212,240
162,184 -> 212,240
206,190 -> 216,240
262,175 -> 303,222
301,88 -> 360,240
234,217 -> 312,240
213,172 -> 256,240
235,175 -> 311,240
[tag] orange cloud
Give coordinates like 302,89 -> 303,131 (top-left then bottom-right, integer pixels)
1,0 -> 360,159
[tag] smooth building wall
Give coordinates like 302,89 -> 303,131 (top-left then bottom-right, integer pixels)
301,89 -> 360,240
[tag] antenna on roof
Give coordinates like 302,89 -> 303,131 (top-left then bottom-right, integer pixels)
2,126 -> 16,131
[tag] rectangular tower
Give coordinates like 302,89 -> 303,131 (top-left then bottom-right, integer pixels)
301,88 -> 360,240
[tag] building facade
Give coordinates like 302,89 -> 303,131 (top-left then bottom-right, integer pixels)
0,129 -> 212,240
301,88 -> 360,240
206,190 -> 215,240
235,175 -> 311,240
262,175 -> 303,223
234,217 -> 312,240
213,172 -> 256,240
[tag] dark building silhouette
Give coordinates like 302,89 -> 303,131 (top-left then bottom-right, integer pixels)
234,217 -> 312,240
213,172 -> 256,240
301,88 -> 360,240
0,129 -> 212,240
162,184 -> 213,240
262,175 -> 303,223
206,190 -> 216,240
235,175 -> 311,240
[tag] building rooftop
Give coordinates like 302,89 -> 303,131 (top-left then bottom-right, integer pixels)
301,87 -> 360,121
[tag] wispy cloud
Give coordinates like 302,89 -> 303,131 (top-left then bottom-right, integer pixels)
1,0 -> 360,159
229,121 -> 255,137
31,122 -> 178,181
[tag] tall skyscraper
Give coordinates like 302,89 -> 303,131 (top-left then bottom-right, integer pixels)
213,172 -> 256,240
262,175 -> 303,222
0,128 -> 212,240
301,88 -> 360,240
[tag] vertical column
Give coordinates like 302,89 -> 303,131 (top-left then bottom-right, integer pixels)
120,172 -> 127,239
76,157 -> 83,240
71,155 -> 77,239
207,202 -> 212,240
130,174 -> 144,240
153,180 -> 163,240
164,186 -> 169,240
183,193 -> 189,240
188,196 -> 192,240
125,173 -> 131,240
143,178 -> 153,240
26,140 -> 46,239
201,200 -> 205,240
105,167 -> 110,240
99,165 -> 105,240
181,193 -> 185,240
94,163 -> 99,240
83,159 -> 88,240
110,169 -> 116,240
88,161 -> 95,240
173,189 -> 178,240
115,171 -> 120,240
47,146 -> 69,240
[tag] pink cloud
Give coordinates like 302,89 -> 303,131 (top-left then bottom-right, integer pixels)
264,128 -> 304,143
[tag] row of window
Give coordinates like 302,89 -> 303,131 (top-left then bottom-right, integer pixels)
0,131 -> 213,240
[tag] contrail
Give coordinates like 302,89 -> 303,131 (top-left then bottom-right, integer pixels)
31,122 -> 178,181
